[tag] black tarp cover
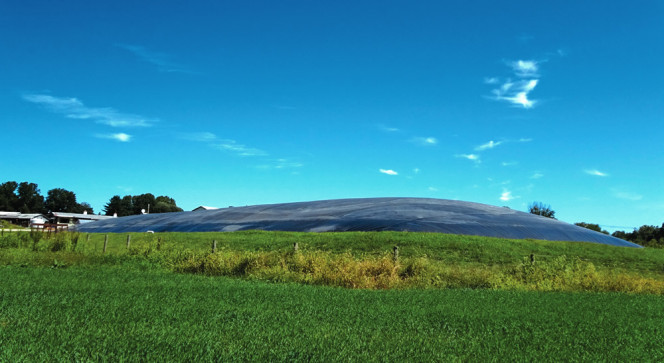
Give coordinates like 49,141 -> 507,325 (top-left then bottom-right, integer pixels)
76,198 -> 640,248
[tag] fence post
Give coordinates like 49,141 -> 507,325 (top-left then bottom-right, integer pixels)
157,237 -> 161,251
293,242 -> 299,252
393,246 -> 399,263
103,234 -> 108,254
126,235 -> 131,249
212,240 -> 217,253
529,253 -> 535,264
86,234 -> 91,243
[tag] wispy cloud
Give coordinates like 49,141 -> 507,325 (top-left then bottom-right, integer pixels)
95,133 -> 132,142
475,140 -> 503,151
23,94 -> 154,127
182,131 -> 267,157
585,169 -> 609,177
377,124 -> 400,133
500,189 -> 514,202
257,158 -> 304,169
379,169 -> 398,176
531,172 -> 544,179
428,187 -> 438,192
412,137 -> 438,146
612,189 -> 643,201
117,44 -> 196,74
501,161 -> 518,167
213,140 -> 267,157
511,60 -> 539,77
456,154 -> 480,163
486,59 -> 541,109
181,132 -> 217,142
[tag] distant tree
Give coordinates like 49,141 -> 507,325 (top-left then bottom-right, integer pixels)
575,222 -> 609,235
16,182 -> 44,213
44,188 -> 79,213
103,194 -> 182,216
152,195 -> 183,213
132,193 -> 156,214
612,223 -> 664,248
0,181 -> 18,211
528,202 -> 556,219
77,202 -> 94,214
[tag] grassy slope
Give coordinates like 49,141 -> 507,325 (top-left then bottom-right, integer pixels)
77,231 -> 664,273
2,265 -> 664,361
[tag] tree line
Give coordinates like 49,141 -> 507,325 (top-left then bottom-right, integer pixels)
0,181 -> 182,216
528,201 -> 664,248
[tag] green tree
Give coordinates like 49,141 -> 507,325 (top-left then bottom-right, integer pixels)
528,202 -> 556,219
0,181 -> 18,211
132,193 -> 156,214
44,188 -> 79,213
574,222 -> 609,235
16,182 -> 44,213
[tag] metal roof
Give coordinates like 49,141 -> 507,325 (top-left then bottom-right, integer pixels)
52,212 -> 114,220
76,197 -> 639,248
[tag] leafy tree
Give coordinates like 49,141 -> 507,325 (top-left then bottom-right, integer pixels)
16,182 -> 44,213
528,202 -> 556,219
103,193 -> 182,216
132,193 -> 156,215
44,188 -> 79,213
0,181 -> 18,211
612,223 -> 664,248
77,202 -> 94,214
575,222 -> 609,235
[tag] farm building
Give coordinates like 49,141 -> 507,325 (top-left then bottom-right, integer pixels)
50,211 -> 114,227
0,212 -> 49,228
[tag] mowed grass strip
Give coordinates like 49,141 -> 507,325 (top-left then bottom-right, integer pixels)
1,265 -> 663,361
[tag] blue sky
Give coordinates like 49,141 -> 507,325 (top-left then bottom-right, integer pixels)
1,1 -> 662,231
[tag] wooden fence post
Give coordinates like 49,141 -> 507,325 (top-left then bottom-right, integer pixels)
293,242 -> 299,252
157,237 -> 161,251
126,235 -> 131,249
86,234 -> 91,243
103,234 -> 108,254
212,240 -> 217,253
530,253 -> 535,264
393,246 -> 399,263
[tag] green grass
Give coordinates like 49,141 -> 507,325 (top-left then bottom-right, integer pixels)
2,230 -> 664,293
68,230 -> 664,270
1,265 -> 663,361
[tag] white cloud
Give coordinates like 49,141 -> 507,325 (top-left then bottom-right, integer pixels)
501,161 -> 518,167
257,158 -> 303,169
612,189 -> 643,201
413,168 -> 421,174
428,187 -> 438,192
518,138 -> 533,143
456,154 -> 480,162
486,59 -> 542,109
584,169 -> 609,177
213,140 -> 267,157
412,137 -> 438,146
475,140 -> 502,151
500,189 -> 514,202
377,124 -> 400,132
511,60 -> 539,77
379,169 -> 398,176
531,172 -> 544,179
95,133 -> 132,142
181,132 -> 217,142
23,94 -> 154,127
117,44 -> 195,74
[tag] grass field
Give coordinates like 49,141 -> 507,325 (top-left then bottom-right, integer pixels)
2,230 -> 664,360
2,265 -> 664,361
